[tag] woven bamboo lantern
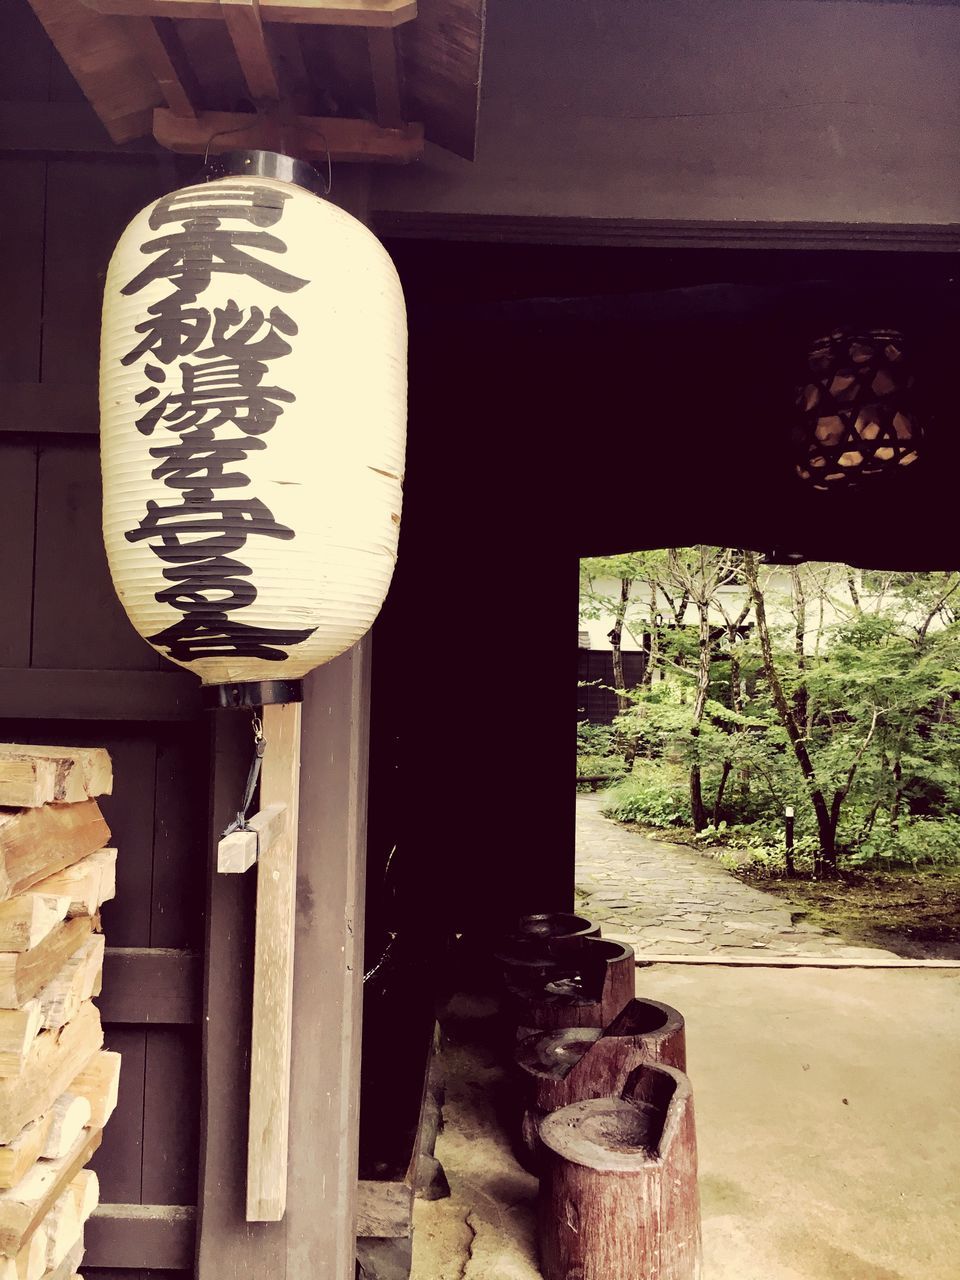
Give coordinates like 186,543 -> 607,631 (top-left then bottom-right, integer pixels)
794,327 -> 920,491
99,153 -> 406,707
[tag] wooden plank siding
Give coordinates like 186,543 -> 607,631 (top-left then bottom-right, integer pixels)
0,446 -> 38,670
373,0 -> 960,231
1,29 -> 382,1276
0,718 -> 208,1276
577,650 -> 649,726
0,19 -> 204,1266
87,1272 -> 191,1280
40,159 -> 173,385
31,444 -> 160,672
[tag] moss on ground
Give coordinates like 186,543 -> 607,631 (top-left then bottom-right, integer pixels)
739,868 -> 960,959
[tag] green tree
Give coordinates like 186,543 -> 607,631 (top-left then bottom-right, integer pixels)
580,551 -> 677,763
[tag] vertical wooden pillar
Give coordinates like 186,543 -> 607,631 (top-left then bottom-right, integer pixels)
247,701 -> 302,1221
197,166 -> 374,1279
284,165 -> 374,1280
287,638 -> 371,1276
198,711 -> 285,1277
198,647 -> 372,1279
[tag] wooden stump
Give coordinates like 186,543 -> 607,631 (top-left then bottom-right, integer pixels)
591,939 -> 638,1028
512,914 -> 600,952
515,998 -> 685,1168
605,996 -> 686,1072
538,1062 -> 701,1280
496,915 -> 602,997
496,938 -> 580,993
508,939 -> 636,1035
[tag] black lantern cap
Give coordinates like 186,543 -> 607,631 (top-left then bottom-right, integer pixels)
203,679 -> 304,711
203,149 -> 323,194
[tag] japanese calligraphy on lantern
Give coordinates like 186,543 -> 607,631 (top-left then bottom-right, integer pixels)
100,176 -> 407,688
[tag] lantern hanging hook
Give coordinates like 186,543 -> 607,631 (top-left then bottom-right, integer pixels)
276,117 -> 330,194
221,710 -> 268,838
314,133 -> 333,197
202,119 -> 260,168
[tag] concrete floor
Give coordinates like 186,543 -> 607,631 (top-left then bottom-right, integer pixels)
412,967 -> 960,1280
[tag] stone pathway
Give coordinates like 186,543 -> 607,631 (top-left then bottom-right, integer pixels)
576,792 -> 895,958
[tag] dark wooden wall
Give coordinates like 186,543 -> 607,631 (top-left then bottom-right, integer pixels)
377,239 -> 960,941
373,0 -> 960,237
2,10 -> 197,1274
577,651 -> 648,726
8,3 -> 960,1272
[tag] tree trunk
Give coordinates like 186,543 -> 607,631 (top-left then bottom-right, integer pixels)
743,553 -> 838,873
728,647 -> 743,716
711,761 -> 732,829
516,999 -> 686,1171
717,617 -> 748,817
890,759 -> 903,832
688,599 -> 711,832
791,567 -> 808,730
608,579 -> 636,765
609,579 -> 631,715
641,583 -> 659,688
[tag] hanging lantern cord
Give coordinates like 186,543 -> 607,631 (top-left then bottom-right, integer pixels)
221,713 -> 267,838
316,134 -> 333,197
202,120 -> 260,167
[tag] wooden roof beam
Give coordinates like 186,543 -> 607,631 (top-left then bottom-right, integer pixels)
79,0 -> 418,27
269,25 -> 314,114
367,28 -> 403,129
153,105 -> 423,162
27,0 -> 161,143
124,15 -> 200,117
221,0 -> 281,104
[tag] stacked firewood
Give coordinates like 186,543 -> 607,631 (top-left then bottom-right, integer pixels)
0,745 -> 121,1280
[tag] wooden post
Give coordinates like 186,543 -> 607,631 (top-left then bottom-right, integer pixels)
785,804 -> 796,878
246,701 -> 301,1221
286,638 -> 371,1277
197,712 -> 285,1278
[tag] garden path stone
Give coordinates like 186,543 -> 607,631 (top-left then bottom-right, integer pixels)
575,793 -> 898,958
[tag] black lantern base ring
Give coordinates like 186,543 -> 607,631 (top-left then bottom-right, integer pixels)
203,679 -> 304,711
202,149 -> 323,194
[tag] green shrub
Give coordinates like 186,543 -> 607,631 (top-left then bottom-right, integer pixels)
576,755 -> 625,780
601,768 -> 691,827
693,818 -> 821,876
898,817 -> 960,866
576,722 -> 626,783
851,814 -> 960,869
577,722 -> 618,760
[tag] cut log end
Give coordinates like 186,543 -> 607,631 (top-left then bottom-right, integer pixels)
538,1063 -> 701,1280
516,1028 -> 600,1082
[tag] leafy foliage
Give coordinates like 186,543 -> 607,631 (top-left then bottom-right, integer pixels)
583,552 -> 960,875
601,765 -> 692,827
576,721 -> 626,780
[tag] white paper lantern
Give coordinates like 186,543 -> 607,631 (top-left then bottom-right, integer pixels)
99,161 -> 406,704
